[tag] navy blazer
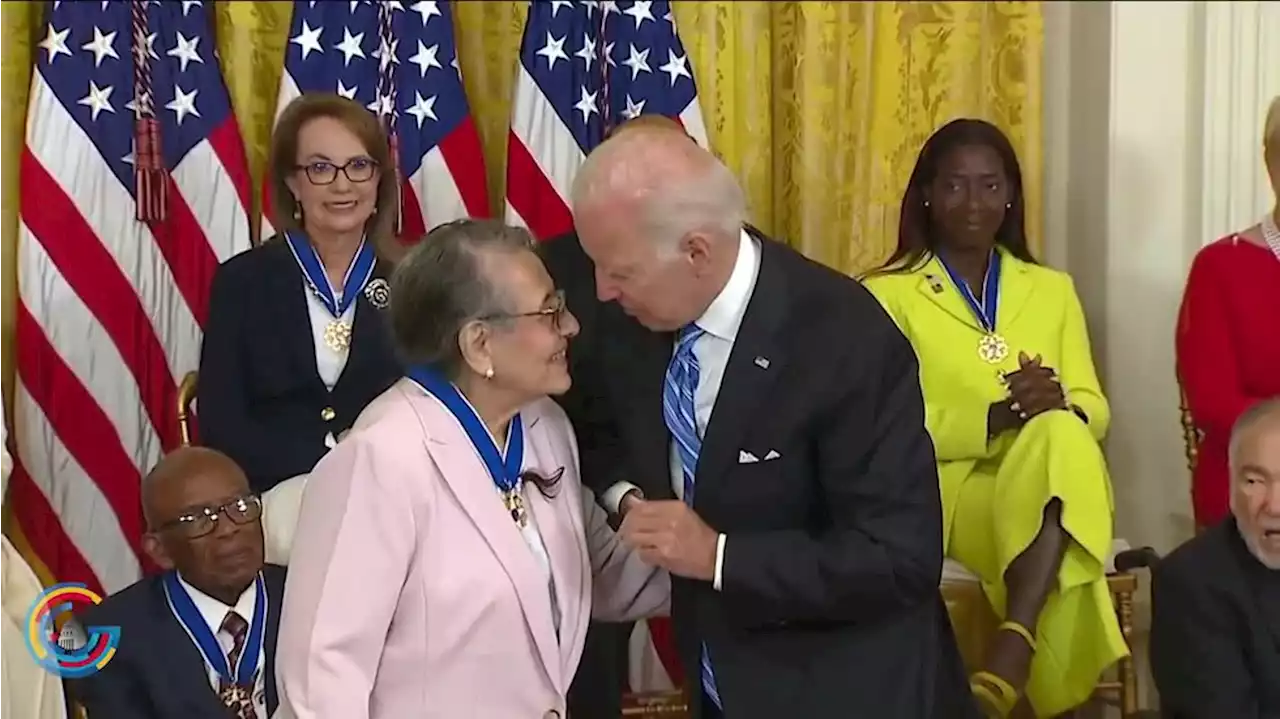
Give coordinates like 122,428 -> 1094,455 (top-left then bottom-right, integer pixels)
67,565 -> 286,719
198,237 -> 401,494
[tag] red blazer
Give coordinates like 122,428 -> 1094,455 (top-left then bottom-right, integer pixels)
1176,235 -> 1280,525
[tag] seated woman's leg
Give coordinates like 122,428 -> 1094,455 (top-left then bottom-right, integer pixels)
952,410 -> 1126,717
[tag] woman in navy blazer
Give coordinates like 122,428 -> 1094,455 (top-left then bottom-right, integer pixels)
198,94 -> 402,494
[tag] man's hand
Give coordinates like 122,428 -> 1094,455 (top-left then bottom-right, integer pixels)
619,500 -> 719,581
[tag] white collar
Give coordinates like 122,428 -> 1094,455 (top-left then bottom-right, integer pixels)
694,229 -> 760,341
177,573 -> 258,638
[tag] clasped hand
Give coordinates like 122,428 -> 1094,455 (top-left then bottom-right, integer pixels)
1003,351 -> 1067,421
618,497 -> 719,582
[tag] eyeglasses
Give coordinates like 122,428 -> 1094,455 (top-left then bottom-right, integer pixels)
294,157 -> 379,186
154,495 -> 263,540
480,290 -> 568,330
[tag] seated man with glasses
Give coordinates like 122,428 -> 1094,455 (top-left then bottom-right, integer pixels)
68,447 -> 284,719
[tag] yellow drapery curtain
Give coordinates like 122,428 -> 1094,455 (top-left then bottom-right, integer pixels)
1,1 -> 1043,409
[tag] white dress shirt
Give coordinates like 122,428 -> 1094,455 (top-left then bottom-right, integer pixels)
304,283 -> 355,391
175,575 -> 267,718
304,282 -> 356,449
602,229 -> 762,590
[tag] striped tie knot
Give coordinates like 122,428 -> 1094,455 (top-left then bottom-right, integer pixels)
676,323 -> 704,353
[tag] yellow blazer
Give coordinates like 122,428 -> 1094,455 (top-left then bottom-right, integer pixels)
863,250 -> 1109,537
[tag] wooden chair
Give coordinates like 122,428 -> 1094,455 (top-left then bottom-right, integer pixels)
1177,381 -> 1204,534
942,546 -> 1158,718
177,370 -> 199,447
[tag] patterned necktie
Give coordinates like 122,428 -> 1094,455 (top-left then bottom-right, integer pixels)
218,611 -> 258,719
661,323 -> 722,709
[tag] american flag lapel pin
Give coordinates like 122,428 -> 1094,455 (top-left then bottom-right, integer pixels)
754,356 -> 770,369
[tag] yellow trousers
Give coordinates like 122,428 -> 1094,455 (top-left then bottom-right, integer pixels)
947,411 -> 1128,717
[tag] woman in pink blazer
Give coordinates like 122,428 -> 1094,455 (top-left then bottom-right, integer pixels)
275,220 -> 670,719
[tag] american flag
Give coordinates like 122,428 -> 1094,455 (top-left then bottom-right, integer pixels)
11,0 -> 253,595
506,0 -> 708,693
264,0 -> 489,241
505,0 -> 709,241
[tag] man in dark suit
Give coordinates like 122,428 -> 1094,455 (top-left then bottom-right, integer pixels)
546,124 -> 974,718
1151,397 -> 1280,718
67,447 -> 284,719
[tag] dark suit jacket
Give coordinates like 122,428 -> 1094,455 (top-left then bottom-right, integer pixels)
198,237 -> 401,494
1151,519 -> 1280,718
67,565 -> 286,719
541,229 -> 976,719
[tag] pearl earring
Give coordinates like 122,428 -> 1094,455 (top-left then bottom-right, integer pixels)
484,367 -> 494,379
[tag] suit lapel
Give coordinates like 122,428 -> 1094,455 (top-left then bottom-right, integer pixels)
264,239 -> 325,384
696,240 -> 788,493
413,393 -> 564,691
148,580 -> 231,718
333,259 -> 393,391
996,252 -> 1035,330
523,415 -> 590,685
916,256 -> 983,332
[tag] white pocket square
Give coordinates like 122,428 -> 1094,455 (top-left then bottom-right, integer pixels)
738,450 -> 759,464
764,450 -> 781,460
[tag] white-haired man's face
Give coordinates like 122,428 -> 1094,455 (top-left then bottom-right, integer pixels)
1231,413 -> 1280,569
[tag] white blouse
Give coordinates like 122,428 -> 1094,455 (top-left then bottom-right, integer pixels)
303,281 -> 357,390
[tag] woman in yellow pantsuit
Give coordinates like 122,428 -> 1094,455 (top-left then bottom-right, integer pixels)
863,119 -> 1127,718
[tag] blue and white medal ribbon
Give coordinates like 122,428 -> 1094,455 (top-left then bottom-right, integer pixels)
938,249 -> 1008,364
406,365 -> 529,526
285,232 -> 376,353
162,572 -> 266,688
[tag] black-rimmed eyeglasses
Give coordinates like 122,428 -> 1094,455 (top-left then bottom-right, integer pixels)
153,495 -> 263,540
295,158 -> 379,186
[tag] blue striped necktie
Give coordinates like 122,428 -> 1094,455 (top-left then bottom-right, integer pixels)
661,323 -> 722,709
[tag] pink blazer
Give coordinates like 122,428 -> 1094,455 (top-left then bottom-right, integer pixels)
274,380 -> 669,719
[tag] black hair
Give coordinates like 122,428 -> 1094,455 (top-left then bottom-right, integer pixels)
870,118 -> 1037,276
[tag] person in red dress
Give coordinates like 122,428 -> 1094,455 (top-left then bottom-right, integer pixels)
1176,95 -> 1280,527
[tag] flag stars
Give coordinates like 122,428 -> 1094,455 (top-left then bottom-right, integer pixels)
623,1 -> 656,30
291,21 -> 323,60
77,80 -> 114,121
335,28 -> 367,66
131,32 -> 159,65
411,1 -> 441,26
181,1 -> 203,16
537,32 -> 569,71
573,87 -> 598,124
167,31 -> 204,73
549,0 -> 573,18
409,41 -> 441,77
622,94 -> 646,120
336,80 -> 359,100
38,24 -> 72,65
404,92 -> 437,128
81,26 -> 119,68
166,85 -> 201,125
659,48 -> 691,85
574,34 -> 596,71
622,43 -> 651,80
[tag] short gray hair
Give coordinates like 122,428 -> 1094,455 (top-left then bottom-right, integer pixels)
571,128 -> 747,254
1228,396 -> 1280,475
639,160 -> 747,253
389,219 -> 536,374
